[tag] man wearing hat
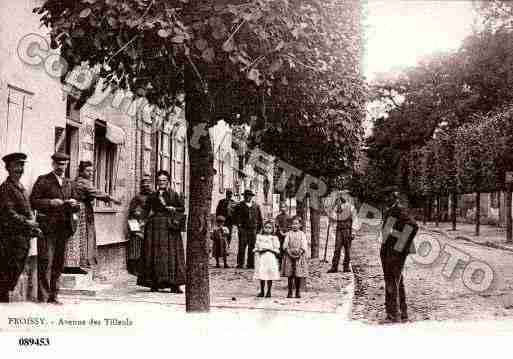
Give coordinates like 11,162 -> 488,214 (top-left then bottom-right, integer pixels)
215,188 -> 235,247
0,153 -> 42,302
328,191 -> 359,273
233,189 -> 263,269
30,152 -> 80,304
379,188 -> 418,323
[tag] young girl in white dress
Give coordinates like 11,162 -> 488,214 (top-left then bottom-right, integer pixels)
253,220 -> 281,297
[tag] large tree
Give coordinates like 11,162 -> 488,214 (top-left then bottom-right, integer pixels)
36,0 -> 365,311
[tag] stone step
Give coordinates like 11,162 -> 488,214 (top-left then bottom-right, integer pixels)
59,283 -> 112,297
59,271 -> 112,297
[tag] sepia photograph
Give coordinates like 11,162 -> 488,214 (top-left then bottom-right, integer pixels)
1,0 -> 512,356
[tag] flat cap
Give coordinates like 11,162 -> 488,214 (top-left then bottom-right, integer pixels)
382,185 -> 400,193
243,189 -> 255,197
2,152 -> 27,164
51,152 -> 70,162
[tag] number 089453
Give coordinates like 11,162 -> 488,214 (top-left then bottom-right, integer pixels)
18,337 -> 50,346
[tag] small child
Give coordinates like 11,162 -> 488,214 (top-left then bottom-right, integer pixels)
253,220 -> 281,298
212,215 -> 230,268
281,216 -> 308,298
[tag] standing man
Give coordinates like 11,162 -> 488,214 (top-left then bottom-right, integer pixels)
328,192 -> 359,273
275,201 -> 291,268
215,189 -> 235,247
233,189 -> 263,269
30,152 -> 80,304
0,153 -> 42,302
380,189 -> 418,323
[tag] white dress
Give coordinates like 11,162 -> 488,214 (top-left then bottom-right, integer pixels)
253,234 -> 281,280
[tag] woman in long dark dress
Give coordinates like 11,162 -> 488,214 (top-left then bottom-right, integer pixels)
137,170 -> 186,293
73,161 -> 120,268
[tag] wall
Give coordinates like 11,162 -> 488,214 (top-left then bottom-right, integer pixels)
0,0 -> 67,300
0,0 -> 67,186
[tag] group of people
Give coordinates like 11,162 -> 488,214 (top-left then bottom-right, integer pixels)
0,151 -> 120,303
213,191 -> 308,298
213,190 -> 357,299
0,149 -> 417,323
0,150 -> 188,303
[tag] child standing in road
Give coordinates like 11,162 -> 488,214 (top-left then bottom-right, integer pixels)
253,220 -> 281,297
212,215 -> 230,268
281,216 -> 308,298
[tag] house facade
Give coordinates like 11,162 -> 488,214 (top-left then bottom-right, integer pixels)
1,0 -> 276,300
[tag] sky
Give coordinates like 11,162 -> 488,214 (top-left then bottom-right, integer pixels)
364,0 -> 476,81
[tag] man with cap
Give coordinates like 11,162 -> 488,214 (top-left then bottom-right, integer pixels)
30,152 -> 80,304
328,191 -> 359,273
0,153 -> 42,302
233,189 -> 263,269
215,188 -> 235,247
379,188 -> 418,323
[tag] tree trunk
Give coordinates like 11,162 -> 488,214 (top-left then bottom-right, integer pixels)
507,187 -> 512,243
296,197 -> 307,228
184,70 -> 213,312
451,192 -> 457,231
498,191 -> 504,227
476,192 -> 481,237
427,196 -> 433,223
435,195 -> 440,227
310,204 -> 320,258
423,197 -> 427,225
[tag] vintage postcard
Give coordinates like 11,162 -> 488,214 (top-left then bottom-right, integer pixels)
1,0 -> 513,356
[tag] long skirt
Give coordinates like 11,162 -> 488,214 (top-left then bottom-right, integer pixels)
212,234 -> 227,258
137,214 -> 186,289
127,230 -> 143,276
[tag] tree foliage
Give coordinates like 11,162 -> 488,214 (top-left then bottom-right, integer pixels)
36,0 -> 365,145
35,0 -> 366,310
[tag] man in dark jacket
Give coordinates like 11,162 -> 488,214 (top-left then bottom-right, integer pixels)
215,189 -> 235,246
0,153 -> 42,302
328,193 -> 358,273
233,189 -> 263,269
380,189 -> 418,323
30,152 -> 79,304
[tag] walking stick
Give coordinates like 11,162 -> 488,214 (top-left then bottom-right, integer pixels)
322,218 -> 331,263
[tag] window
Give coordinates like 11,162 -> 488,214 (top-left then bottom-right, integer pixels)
171,134 -> 185,194
157,128 -> 172,173
1,85 -> 33,154
54,124 -> 79,179
94,121 -> 117,209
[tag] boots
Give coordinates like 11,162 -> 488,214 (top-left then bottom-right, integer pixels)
265,280 -> 272,298
257,280 -> 265,297
287,277 -> 294,298
295,277 -> 301,298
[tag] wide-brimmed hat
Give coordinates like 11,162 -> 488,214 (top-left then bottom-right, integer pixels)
2,152 -> 27,164
243,189 -> 255,197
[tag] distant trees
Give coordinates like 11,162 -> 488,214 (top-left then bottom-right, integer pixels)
364,1 -> 513,239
